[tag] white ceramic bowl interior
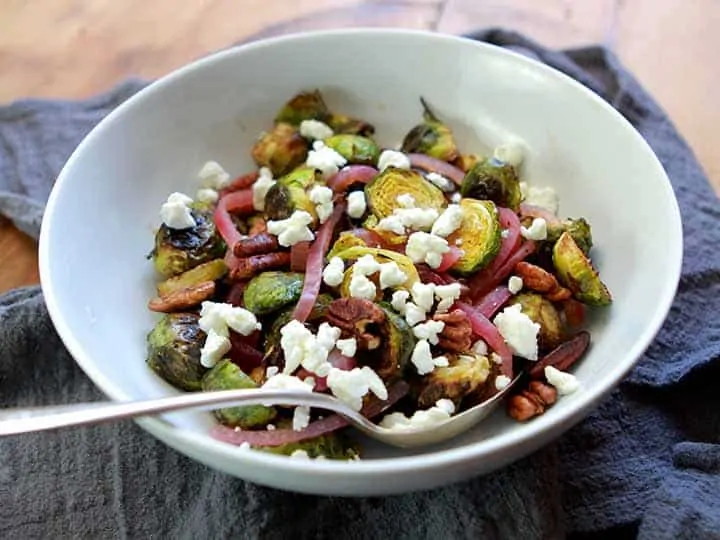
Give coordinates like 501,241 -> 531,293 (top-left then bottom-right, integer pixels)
39,29 -> 682,496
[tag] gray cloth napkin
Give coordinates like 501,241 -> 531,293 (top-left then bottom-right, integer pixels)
1,29 -> 719,539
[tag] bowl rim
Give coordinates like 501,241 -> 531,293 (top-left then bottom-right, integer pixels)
38,27 -> 683,479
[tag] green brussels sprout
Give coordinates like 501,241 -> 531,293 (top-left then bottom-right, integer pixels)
446,198 -> 502,275
365,168 -> 446,220
546,218 -> 593,256
156,259 -> 227,297
264,166 -> 321,221
368,303 -> 416,381
147,313 -> 207,391
201,359 -> 277,428
460,157 -> 522,211
414,353 -> 491,409
326,113 -> 375,137
509,292 -> 566,352
323,134 -> 380,165
251,122 -> 309,177
243,271 -> 305,315
275,90 -> 331,125
400,98 -> 459,162
261,427 -> 360,460
553,232 -> 612,306
152,208 -> 226,278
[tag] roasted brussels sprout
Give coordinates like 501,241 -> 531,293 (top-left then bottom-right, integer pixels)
274,90 -> 330,125
323,134 -> 380,165
373,304 -> 416,381
331,246 -> 420,290
261,427 -> 360,460
509,292 -> 565,351
327,113 -> 375,137
546,218 -> 593,256
153,207 -> 226,278
201,359 -> 277,428
326,231 -> 372,260
146,312 -> 207,391
401,98 -> 459,162
251,122 -> 309,177
365,168 -> 446,220
264,166 -> 321,221
414,353 -> 491,409
553,232 -> 612,306
460,157 -> 522,211
243,271 -> 305,315
446,198 -> 501,275
156,259 -> 227,297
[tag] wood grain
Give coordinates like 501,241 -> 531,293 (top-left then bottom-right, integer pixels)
0,0 -> 717,294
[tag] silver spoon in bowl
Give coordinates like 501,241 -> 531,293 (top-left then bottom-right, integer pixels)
0,375 -> 520,448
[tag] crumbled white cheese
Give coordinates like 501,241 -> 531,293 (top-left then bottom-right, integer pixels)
198,160 -> 231,189
199,301 -> 262,337
508,276 -> 524,294
262,372 -> 315,391
316,322 -> 342,351
378,262 -> 408,289
252,167 -> 276,211
493,304 -> 540,360
434,283 -> 462,313
196,188 -> 219,204
376,215 -> 406,235
378,150 -> 411,171
278,320 -> 339,377
412,320 -> 445,345
404,302 -> 427,326
266,366 -> 279,378
411,282 -> 436,312
160,192 -> 196,229
335,337 -> 357,357
395,207 -> 439,232
396,193 -> 416,208
267,210 -> 315,247
411,340 -> 436,375
391,290 -> 410,314
450,192 -> 462,203
523,185 -> 559,214
299,119 -> 334,141
322,256 -> 345,287
379,399 -> 455,431
405,232 -> 450,269
290,449 -> 311,459
224,307 -> 262,336
490,352 -> 503,365
353,254 -> 381,276
309,185 -> 334,224
493,142 -> 524,167
433,355 -> 449,367
349,273 -> 376,300
199,329 -> 231,368
521,217 -> 548,241
292,406 -> 311,431
471,339 -> 488,356
495,374 -> 512,391
326,366 -> 388,411
431,204 -> 464,237
346,191 -> 367,219
266,424 -> 276,431
306,140 -> 347,179
425,172 -> 455,192
545,366 -> 581,395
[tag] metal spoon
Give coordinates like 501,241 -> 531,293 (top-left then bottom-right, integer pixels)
0,376 -> 520,448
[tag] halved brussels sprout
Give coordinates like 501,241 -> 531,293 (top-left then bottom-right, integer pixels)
509,292 -> 566,351
414,353 -> 491,409
553,232 -> 612,306
373,303 -> 416,381
156,259 -> 227,297
274,90 -> 330,125
446,198 -> 501,275
327,113 -> 375,137
264,166 -> 321,221
323,134 -> 380,165
326,231 -> 371,260
201,359 -> 277,428
152,207 -> 226,278
146,312 -> 207,391
243,271 -> 305,315
460,157 -> 522,211
331,246 -> 420,289
400,98 -> 459,163
546,218 -> 593,256
251,122 -> 309,177
261,425 -> 360,460
365,168 -> 446,220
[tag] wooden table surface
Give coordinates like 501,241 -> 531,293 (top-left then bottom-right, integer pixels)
1,0 -> 718,294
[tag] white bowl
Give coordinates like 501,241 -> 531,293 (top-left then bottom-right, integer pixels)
39,29 -> 682,496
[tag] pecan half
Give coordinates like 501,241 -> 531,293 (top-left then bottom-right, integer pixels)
528,331 -> 590,379
326,298 -> 386,350
546,286 -> 572,302
507,380 -> 557,422
433,309 -> 473,353
148,281 -> 215,313
230,252 -> 291,280
515,262 -> 558,293
233,232 -> 279,257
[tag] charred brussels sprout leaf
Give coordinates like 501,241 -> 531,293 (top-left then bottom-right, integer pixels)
264,166 -> 321,221
414,353 -> 490,409
323,134 -> 380,165
327,113 -> 375,137
372,303 -> 416,381
156,259 -> 227,297
243,271 -> 305,315
251,122 -> 309,177
147,313 -> 207,391
153,208 -> 226,278
400,98 -> 459,162
553,232 -> 612,306
365,168 -> 446,220
460,157 -> 522,211
509,292 -> 566,352
201,359 -> 277,428
275,90 -> 331,125
261,428 -> 360,460
447,198 -> 501,275
546,218 -> 593,256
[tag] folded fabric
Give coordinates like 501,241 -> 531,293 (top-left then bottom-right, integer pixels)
0,29 -> 718,539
